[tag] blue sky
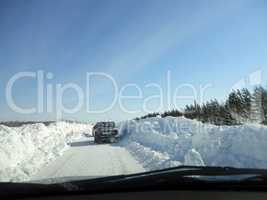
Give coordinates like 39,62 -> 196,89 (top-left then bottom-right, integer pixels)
0,0 -> 266,122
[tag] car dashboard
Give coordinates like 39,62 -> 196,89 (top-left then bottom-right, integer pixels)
23,190 -> 267,200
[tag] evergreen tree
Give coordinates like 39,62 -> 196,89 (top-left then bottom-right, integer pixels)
251,87 -> 265,123
240,88 -> 252,121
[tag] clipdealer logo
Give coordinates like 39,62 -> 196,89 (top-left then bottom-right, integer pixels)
5,70 -> 213,119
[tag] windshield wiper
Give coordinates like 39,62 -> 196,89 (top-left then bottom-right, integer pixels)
1,166 -> 267,198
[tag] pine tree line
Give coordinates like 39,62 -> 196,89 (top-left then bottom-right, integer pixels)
136,86 -> 267,126
135,109 -> 183,120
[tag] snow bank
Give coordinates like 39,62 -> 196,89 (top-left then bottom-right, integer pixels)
119,116 -> 267,171
0,122 -> 92,182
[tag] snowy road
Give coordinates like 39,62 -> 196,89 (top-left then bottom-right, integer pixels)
32,138 -> 145,181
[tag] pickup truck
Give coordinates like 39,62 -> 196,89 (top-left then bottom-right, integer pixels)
92,122 -> 119,144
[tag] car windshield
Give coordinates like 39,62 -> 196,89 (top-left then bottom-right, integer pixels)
0,0 -> 267,184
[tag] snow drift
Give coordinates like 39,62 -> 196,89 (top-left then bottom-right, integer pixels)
119,116 -> 267,171
0,122 -> 92,182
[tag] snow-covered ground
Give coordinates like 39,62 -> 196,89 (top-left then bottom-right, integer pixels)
1,117 -> 267,182
32,137 -> 144,183
0,122 -> 92,182
119,116 -> 267,171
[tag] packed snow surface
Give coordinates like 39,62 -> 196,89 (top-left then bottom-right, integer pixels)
0,122 -> 92,182
119,116 -> 267,171
32,137 -> 144,183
